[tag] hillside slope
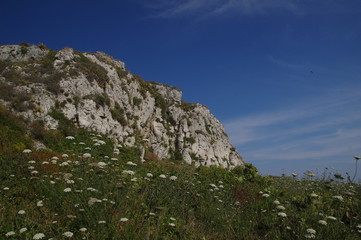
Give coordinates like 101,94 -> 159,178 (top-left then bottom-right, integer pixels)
0,43 -> 243,168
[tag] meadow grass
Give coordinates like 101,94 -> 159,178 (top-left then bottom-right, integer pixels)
0,107 -> 360,239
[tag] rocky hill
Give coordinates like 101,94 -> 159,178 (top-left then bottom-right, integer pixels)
0,43 -> 243,168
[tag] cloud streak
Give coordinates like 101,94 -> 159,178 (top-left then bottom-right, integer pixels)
224,84 -> 361,177
143,0 -> 299,19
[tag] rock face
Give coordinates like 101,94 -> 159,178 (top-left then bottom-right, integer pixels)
0,44 -> 244,168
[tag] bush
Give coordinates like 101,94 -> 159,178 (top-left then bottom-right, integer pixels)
0,104 -> 32,153
38,43 -> 48,50
19,42 -> 31,47
144,151 -> 160,161
110,102 -> 127,125
73,53 -> 109,88
30,120 -> 46,141
233,163 -> 260,183
93,94 -> 110,108
132,97 -> 142,107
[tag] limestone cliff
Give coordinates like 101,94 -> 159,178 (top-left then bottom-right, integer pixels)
0,44 -> 244,168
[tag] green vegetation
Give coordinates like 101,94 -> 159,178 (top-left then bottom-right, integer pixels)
176,100 -> 196,112
0,104 -> 361,239
73,52 -> 109,89
132,97 -> 142,107
185,137 -> 196,145
19,42 -> 31,47
110,102 -> 127,126
135,75 -> 171,121
1,50 -> 65,95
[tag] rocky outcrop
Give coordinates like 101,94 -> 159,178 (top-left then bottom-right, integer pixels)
0,44 -> 244,168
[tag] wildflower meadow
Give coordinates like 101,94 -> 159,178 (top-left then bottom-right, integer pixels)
0,105 -> 360,239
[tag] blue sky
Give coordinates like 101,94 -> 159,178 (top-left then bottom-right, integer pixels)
2,0 -> 361,180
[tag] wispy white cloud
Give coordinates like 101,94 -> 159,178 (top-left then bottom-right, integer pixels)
142,0 -> 299,19
224,84 -> 361,176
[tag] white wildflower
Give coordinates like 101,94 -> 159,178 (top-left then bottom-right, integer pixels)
88,197 -> 102,206
64,188 -> 72,192
318,220 -> 327,225
63,232 -> 73,238
37,200 -> 44,207
306,172 -> 316,177
97,162 -> 107,167
278,212 -> 287,217
19,227 -> 27,233
23,149 -> 32,153
169,176 -> 178,181
159,174 -> 166,179
306,228 -> 316,234
326,216 -> 337,221
146,173 -> 153,178
66,180 -> 75,184
98,220 -> 106,224
122,170 -> 135,175
79,228 -> 87,232
126,161 -> 137,166
18,210 -> 26,215
169,223 -> 176,227
5,231 -> 15,237
170,217 -> 176,221
304,233 -> 315,239
33,233 -> 45,239
262,193 -> 270,198
82,153 -> 91,158
120,218 -> 129,222
273,200 -> 280,205
276,205 -> 286,211
65,136 -> 75,140
310,193 -> 318,198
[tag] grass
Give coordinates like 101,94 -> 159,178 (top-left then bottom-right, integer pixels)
0,107 -> 361,239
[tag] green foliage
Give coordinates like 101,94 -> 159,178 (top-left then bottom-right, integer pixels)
136,75 -> 172,123
176,100 -> 196,112
110,102 -> 127,125
1,50 -> 65,95
30,120 -> 47,141
73,52 -> 109,89
0,102 -> 360,240
20,46 -> 28,55
132,97 -> 142,107
233,163 -> 261,183
48,108 -> 77,137
168,148 -> 183,161
185,137 -> 196,145
19,42 -> 31,47
115,67 -> 129,79
0,104 -> 32,153
38,43 -> 48,50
